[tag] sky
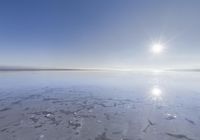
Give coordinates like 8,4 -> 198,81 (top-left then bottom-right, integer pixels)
0,0 -> 200,69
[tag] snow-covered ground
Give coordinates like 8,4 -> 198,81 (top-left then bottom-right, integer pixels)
0,71 -> 200,140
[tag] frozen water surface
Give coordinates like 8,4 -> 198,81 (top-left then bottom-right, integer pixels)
0,71 -> 200,140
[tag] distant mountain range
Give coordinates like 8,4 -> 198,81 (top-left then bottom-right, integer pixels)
167,69 -> 200,72
0,66 -> 200,72
0,66 -> 102,71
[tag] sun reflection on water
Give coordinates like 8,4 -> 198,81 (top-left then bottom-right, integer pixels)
150,86 -> 163,101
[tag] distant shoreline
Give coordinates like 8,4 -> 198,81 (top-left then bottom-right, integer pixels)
0,68 -> 200,72
167,69 -> 200,72
0,68 -> 105,72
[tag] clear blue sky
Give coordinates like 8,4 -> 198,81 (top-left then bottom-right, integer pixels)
0,0 -> 200,69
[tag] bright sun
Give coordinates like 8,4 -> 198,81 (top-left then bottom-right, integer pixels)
151,43 -> 164,54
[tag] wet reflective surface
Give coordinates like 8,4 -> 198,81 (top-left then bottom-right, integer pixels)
0,71 -> 200,140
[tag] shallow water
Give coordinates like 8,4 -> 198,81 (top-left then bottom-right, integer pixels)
0,71 -> 200,140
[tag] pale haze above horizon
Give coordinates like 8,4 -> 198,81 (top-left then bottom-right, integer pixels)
0,0 -> 200,69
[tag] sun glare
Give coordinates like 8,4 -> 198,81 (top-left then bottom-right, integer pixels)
151,43 -> 164,54
151,86 -> 162,96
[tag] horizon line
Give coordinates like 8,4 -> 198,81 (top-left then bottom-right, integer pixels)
0,67 -> 200,72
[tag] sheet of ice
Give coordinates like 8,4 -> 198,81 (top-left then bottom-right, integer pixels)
0,71 -> 200,140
